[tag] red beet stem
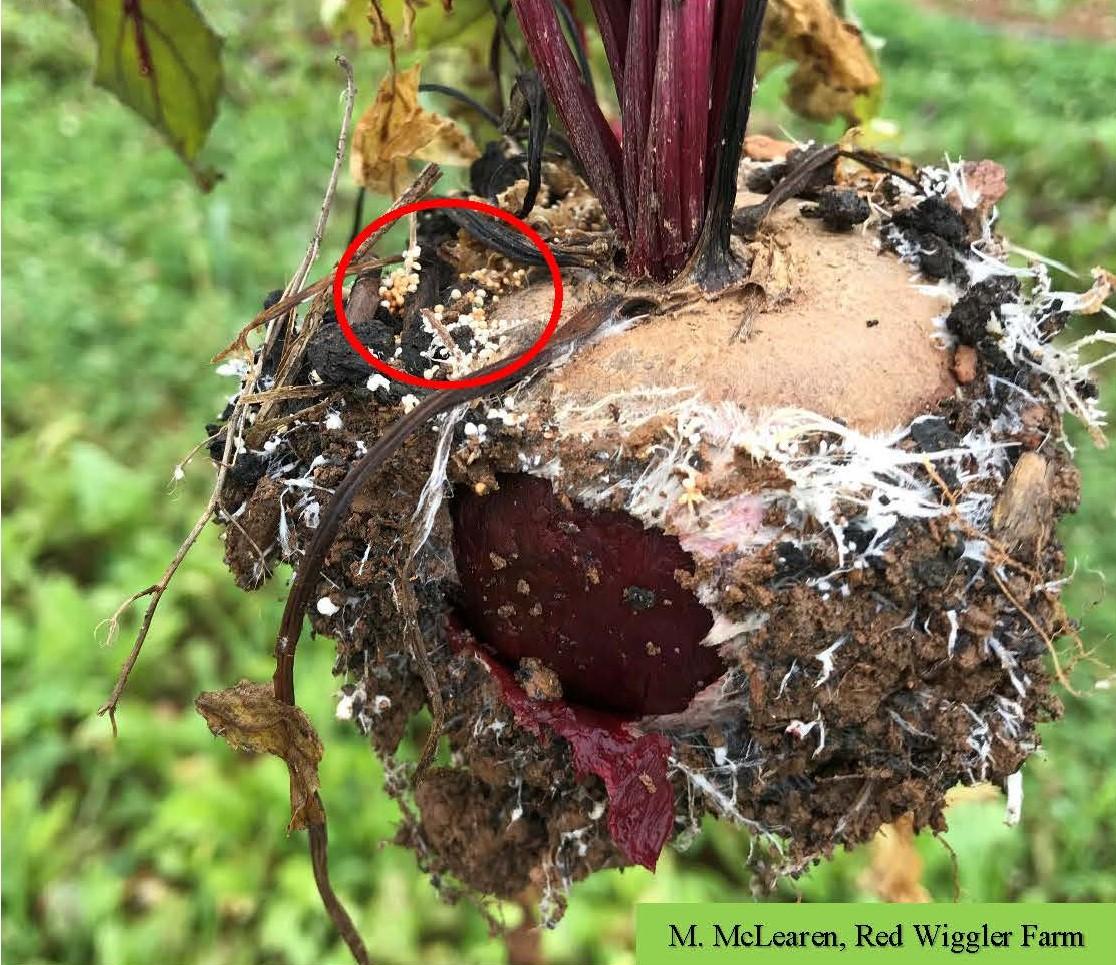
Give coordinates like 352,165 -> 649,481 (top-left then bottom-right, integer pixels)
691,0 -> 768,288
511,0 -> 629,240
588,0 -> 631,99
620,0 -> 660,273
512,0 -> 768,280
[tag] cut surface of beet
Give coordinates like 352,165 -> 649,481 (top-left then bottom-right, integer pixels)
450,473 -> 723,716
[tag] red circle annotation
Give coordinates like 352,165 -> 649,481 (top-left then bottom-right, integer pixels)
331,198 -> 564,392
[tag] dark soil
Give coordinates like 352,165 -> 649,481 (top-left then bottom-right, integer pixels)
803,187 -> 871,231
946,275 -> 1022,346
883,195 -> 971,283
306,312 -> 395,386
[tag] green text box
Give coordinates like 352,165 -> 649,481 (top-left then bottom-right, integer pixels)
636,904 -> 1115,964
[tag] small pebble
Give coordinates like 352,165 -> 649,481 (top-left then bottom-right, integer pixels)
953,344 -> 979,384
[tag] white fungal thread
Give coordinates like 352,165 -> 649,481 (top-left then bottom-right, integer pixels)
409,405 -> 467,563
785,712 -> 826,757
814,636 -> 848,687
776,659 -> 799,698
946,610 -> 960,655
669,754 -> 784,849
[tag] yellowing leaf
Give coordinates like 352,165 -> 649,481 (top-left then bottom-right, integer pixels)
762,0 -> 881,124
71,0 -> 223,189
860,814 -> 931,903
351,64 -> 479,195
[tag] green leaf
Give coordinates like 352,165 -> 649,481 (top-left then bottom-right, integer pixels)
71,0 -> 223,189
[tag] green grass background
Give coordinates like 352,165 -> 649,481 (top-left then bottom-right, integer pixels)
2,1 -> 1114,963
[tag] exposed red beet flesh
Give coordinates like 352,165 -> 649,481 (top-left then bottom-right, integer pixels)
450,473 -> 724,716
446,618 -> 675,871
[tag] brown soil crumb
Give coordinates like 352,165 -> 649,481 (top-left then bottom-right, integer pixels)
223,476 -> 282,588
412,767 -> 550,896
953,344 -> 978,383
516,657 -> 564,702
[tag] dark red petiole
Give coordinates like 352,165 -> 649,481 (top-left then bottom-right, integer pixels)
510,0 -> 768,282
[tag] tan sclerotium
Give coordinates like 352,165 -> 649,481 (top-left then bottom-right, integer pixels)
490,193 -> 957,434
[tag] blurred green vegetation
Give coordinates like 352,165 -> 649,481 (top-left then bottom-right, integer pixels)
2,2 -> 1114,964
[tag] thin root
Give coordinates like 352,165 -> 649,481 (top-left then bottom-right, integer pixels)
992,567 -> 1079,696
934,831 -> 962,902
97,505 -> 215,735
309,812 -> 372,965
399,567 -> 445,783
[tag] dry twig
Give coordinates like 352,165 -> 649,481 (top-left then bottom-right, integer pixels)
97,509 -> 215,734
211,254 -> 400,364
99,58 -> 360,731
934,832 -> 962,902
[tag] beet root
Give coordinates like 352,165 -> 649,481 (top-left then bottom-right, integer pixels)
212,154 -> 1106,921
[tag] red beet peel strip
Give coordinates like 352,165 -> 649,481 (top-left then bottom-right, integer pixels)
447,618 -> 675,871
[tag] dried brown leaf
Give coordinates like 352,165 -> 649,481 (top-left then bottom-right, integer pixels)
400,0 -> 418,43
1077,267 -> 1116,315
196,680 -> 325,830
324,0 -> 472,50
368,0 -> 396,49
350,64 -> 479,195
762,0 -> 881,123
992,452 -> 1053,559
